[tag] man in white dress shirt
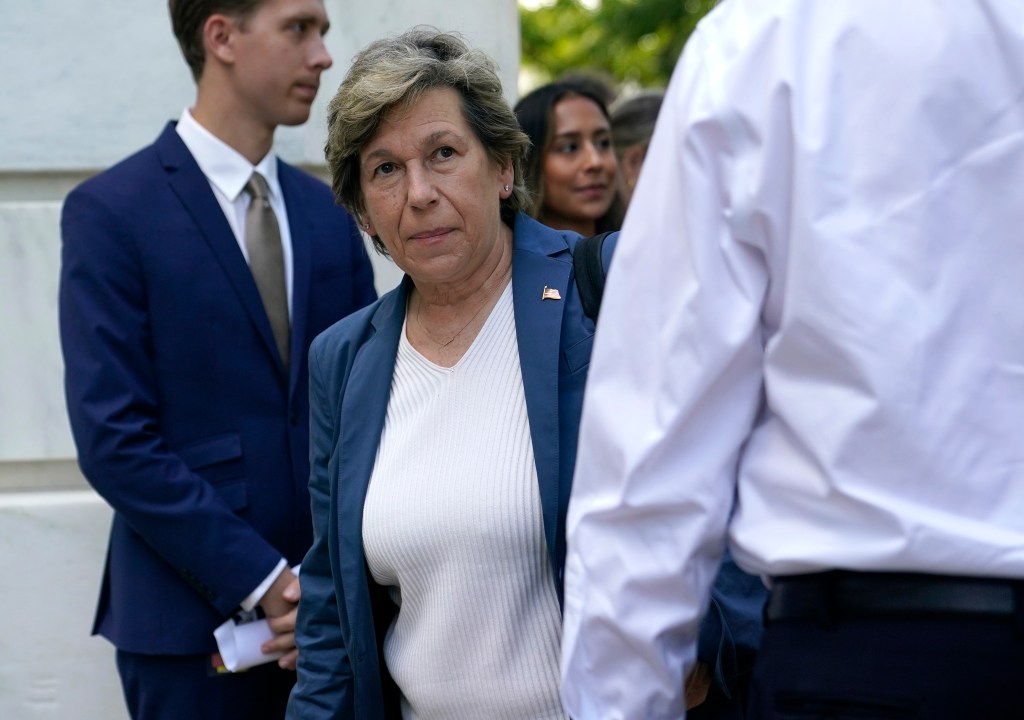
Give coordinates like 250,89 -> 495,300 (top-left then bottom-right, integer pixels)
561,1 -> 1024,718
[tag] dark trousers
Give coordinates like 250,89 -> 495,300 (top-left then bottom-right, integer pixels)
116,649 -> 295,720
749,608 -> 1024,718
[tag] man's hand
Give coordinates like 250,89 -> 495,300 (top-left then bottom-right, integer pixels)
684,660 -> 713,710
259,567 -> 301,670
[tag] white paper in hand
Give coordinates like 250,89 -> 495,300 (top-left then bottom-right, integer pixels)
213,565 -> 300,672
213,616 -> 282,672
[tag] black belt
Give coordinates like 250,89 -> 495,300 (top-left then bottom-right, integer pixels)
766,571 -> 1022,623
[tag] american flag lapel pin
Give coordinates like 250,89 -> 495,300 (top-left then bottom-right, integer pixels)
541,286 -> 562,301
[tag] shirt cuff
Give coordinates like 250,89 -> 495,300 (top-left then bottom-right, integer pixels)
239,558 -> 288,612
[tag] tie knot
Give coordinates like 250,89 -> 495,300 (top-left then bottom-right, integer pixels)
245,172 -> 271,201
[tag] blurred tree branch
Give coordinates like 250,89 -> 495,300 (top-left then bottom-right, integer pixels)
519,0 -> 718,92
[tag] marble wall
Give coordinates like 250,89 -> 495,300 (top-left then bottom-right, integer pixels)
0,493 -> 121,718
0,203 -> 75,463
0,2 -> 520,716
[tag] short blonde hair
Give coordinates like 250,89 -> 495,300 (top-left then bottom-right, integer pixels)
325,27 -> 531,254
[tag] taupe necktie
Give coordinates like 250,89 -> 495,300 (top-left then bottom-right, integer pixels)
244,172 -> 290,370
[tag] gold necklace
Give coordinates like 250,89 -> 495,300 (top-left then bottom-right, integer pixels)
414,268 -> 510,349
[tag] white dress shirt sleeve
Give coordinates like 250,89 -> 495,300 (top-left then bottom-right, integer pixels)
560,21 -> 770,720
240,558 -> 288,612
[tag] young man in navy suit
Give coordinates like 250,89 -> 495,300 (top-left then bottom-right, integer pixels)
58,1 -> 376,717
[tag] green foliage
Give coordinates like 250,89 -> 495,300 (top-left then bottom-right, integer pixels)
519,0 -> 718,93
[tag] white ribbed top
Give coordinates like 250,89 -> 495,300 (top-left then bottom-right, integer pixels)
363,284 -> 567,720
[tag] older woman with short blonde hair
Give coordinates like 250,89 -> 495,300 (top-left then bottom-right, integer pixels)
288,27 -> 599,720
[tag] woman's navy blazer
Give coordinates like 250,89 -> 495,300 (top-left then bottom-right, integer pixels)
288,213 -> 763,719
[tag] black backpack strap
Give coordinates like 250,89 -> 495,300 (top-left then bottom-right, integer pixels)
573,231 -> 613,320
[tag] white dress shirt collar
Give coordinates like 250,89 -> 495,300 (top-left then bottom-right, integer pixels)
175,108 -> 282,204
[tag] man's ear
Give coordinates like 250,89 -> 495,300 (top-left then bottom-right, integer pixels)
203,14 -> 239,66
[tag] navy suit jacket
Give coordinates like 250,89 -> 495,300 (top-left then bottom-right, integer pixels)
59,122 -> 377,654
288,214 -> 765,719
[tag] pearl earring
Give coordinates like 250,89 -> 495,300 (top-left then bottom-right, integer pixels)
503,184 -> 510,192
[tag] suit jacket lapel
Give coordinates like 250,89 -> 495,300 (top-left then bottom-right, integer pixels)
279,162 -> 312,392
156,124 -> 285,374
512,218 -> 573,578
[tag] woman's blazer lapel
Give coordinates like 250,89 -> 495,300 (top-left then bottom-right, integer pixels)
334,279 -> 409,678
511,215 -> 576,594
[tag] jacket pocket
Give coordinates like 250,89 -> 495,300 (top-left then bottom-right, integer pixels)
562,334 -> 594,375
177,433 -> 248,510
